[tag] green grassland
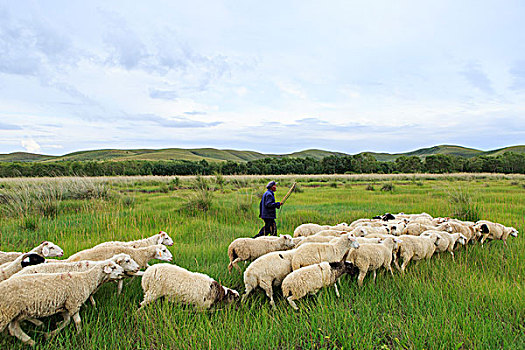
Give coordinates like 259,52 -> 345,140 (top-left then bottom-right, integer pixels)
0,174 -> 523,349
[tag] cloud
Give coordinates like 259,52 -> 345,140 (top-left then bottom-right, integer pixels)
510,61 -> 525,90
149,88 -> 178,100
0,122 -> 22,130
134,114 -> 221,128
21,138 -> 41,153
461,62 -> 493,94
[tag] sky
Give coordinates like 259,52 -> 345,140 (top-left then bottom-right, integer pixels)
0,0 -> 524,156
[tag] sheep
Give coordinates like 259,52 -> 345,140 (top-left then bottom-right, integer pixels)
293,223 -> 350,238
255,235 -> 304,246
0,253 -> 46,282
294,235 -> 338,248
66,244 -> 172,295
242,249 -> 296,307
474,220 -> 518,246
281,259 -> 358,310
355,237 -> 382,245
139,263 -> 239,310
394,234 -> 441,273
93,231 -> 174,249
66,244 -> 172,268
400,223 -> 435,236
227,235 -> 294,273
0,260 -> 124,346
14,254 -> 140,307
421,231 -> 467,259
349,218 -> 379,229
351,225 -> 390,237
347,237 -> 400,286
0,241 -> 64,265
290,234 -> 360,271
440,220 -> 479,244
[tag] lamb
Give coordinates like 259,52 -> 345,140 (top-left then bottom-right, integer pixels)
290,234 -> 360,271
139,263 -> 239,310
227,235 -> 294,273
439,220 -> 479,244
281,259 -> 358,310
0,241 -> 64,265
421,231 -> 467,259
347,237 -> 400,286
93,231 -> 174,249
474,220 -> 518,246
0,260 -> 124,346
242,249 -> 296,307
0,253 -> 46,282
394,234 -> 441,273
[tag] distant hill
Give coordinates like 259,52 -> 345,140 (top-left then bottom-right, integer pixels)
0,145 -> 523,163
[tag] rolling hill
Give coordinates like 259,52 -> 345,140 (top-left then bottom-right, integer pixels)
0,145 -> 523,163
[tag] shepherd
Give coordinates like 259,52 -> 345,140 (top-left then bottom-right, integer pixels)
254,180 -> 281,237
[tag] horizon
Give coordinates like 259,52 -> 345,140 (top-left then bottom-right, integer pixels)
1,1 -> 524,156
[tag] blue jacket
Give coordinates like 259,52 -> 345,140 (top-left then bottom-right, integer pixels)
259,189 -> 281,219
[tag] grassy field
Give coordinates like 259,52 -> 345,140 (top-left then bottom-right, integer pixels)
0,174 -> 523,349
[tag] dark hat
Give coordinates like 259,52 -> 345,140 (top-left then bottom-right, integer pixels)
266,181 -> 277,189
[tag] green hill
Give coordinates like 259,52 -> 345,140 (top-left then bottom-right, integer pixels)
1,145 -> 523,163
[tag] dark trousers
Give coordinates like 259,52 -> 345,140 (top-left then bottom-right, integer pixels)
254,218 -> 277,238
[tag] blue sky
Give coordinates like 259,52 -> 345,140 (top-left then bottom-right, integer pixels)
0,0 -> 524,155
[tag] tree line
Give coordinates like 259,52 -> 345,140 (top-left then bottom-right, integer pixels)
0,152 -> 524,177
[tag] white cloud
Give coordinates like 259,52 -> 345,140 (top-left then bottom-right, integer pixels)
21,138 -> 42,153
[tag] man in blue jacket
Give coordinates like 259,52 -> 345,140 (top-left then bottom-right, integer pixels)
254,180 -> 281,237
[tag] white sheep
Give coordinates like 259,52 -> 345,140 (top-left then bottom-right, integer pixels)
290,234 -> 360,271
0,241 -> 64,265
474,220 -> 518,246
350,225 -> 390,237
242,249 -> 296,307
227,234 -> 294,272
93,231 -> 174,249
14,253 -> 140,307
421,231 -> 467,259
292,223 -> 350,238
0,260 -> 124,346
281,259 -> 358,310
347,237 -> 400,286
400,223 -> 438,236
139,263 -> 239,310
440,220 -> 479,244
394,234 -> 441,273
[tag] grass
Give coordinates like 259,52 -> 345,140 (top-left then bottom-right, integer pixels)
0,174 -> 524,349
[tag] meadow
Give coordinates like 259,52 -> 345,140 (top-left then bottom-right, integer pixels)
0,173 -> 523,349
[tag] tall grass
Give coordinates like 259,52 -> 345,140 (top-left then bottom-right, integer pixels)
0,175 -> 523,349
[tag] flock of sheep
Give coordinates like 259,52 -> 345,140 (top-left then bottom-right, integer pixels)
0,213 -> 518,346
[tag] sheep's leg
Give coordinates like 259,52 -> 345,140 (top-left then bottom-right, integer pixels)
480,234 -> 489,246
45,311 -> 71,339
372,270 -> 377,283
259,279 -> 275,308
449,250 -> 455,261
400,257 -> 410,273
25,317 -> 43,327
241,284 -> 253,302
89,295 -> 97,308
117,279 -> 124,295
393,256 -> 401,271
9,320 -> 35,347
138,292 -> 157,310
72,312 -> 82,334
357,269 -> 367,287
286,296 -> 299,310
334,283 -> 340,298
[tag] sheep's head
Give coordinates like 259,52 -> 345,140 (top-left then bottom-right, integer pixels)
40,241 -> 64,258
103,261 -> 125,280
347,236 -> 360,249
158,231 -> 174,246
113,254 -> 140,275
281,234 -> 294,248
21,253 -> 45,268
351,227 -> 366,237
155,245 -> 173,262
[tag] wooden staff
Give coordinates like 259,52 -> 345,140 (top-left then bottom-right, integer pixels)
280,182 -> 296,205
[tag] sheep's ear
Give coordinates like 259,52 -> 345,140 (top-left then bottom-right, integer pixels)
103,264 -> 113,274
42,246 -> 50,256
157,235 -> 164,245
